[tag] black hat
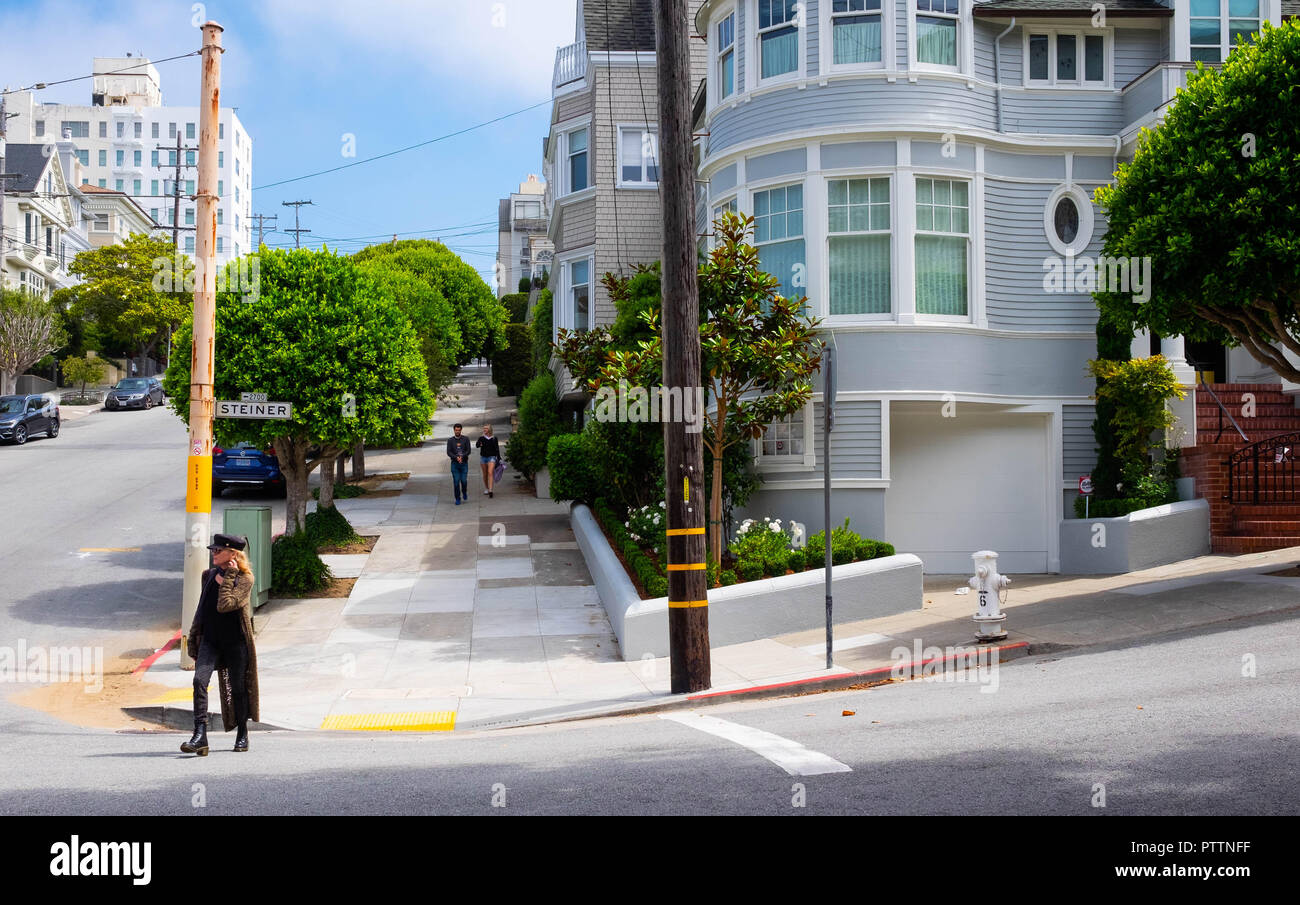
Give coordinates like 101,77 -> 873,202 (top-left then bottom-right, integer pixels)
207,533 -> 248,552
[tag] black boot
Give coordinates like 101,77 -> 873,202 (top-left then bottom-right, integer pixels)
180,717 -> 209,756
233,720 -> 249,752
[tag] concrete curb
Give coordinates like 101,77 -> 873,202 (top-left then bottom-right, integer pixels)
121,704 -> 297,732
458,641 -> 1031,730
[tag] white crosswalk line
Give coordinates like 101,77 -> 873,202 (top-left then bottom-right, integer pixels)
660,712 -> 852,776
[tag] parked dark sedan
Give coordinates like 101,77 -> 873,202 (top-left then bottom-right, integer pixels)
0,394 -> 60,445
213,442 -> 286,496
104,377 -> 164,410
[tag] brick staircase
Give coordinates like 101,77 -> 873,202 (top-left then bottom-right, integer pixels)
1180,383 -> 1300,554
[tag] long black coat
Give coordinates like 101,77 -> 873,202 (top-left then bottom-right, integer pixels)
186,566 -> 260,731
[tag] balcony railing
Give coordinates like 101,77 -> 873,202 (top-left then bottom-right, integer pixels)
553,41 -> 587,91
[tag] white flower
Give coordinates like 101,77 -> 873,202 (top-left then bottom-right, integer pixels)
624,521 -> 630,527
659,501 -> 666,508
653,515 -> 661,524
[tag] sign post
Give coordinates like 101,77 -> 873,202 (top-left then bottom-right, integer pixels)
1079,474 -> 1093,519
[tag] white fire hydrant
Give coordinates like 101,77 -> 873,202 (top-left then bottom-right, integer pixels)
969,550 -> 1010,641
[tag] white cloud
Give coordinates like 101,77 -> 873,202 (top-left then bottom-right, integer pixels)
253,0 -> 576,98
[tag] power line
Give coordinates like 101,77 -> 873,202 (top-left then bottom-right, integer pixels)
252,100 -> 551,191
281,199 -> 313,248
0,51 -> 202,97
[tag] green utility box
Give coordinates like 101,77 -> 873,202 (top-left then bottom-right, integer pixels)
223,506 -> 272,608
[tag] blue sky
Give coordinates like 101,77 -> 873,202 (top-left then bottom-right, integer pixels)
0,0 -> 577,284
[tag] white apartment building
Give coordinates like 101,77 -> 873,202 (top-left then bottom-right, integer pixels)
496,174 -> 551,296
4,56 -> 253,266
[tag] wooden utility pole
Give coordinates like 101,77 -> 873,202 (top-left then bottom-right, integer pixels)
155,131 -> 198,249
655,0 -> 710,692
282,199 -> 312,248
180,20 -> 224,669
251,212 -> 276,249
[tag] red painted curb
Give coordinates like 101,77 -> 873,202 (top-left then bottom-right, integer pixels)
132,630 -> 182,676
685,640 -> 1030,702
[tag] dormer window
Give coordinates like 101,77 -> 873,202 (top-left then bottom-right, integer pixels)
916,0 -> 959,67
1027,29 -> 1108,86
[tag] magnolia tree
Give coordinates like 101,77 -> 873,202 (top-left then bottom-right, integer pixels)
164,248 -> 435,532
1094,20 -> 1300,379
0,288 -> 67,395
556,212 -> 823,567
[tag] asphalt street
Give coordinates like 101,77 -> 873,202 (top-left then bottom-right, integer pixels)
0,404 -> 285,722
2,611 -> 1295,815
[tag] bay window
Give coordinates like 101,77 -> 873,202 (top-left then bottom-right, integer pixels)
828,177 -> 891,315
1191,0 -> 1260,63
567,127 -> 590,193
915,0 -> 959,67
570,259 -> 591,332
758,0 -> 800,79
832,0 -> 883,65
754,184 -> 806,305
915,177 -> 969,317
718,11 -> 736,98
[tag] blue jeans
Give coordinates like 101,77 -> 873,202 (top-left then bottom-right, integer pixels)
450,460 -> 469,502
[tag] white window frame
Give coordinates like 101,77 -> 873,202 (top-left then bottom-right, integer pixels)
752,399 -> 816,471
824,174 -> 893,322
711,7 -> 738,108
1190,0 -> 1262,63
555,249 -> 596,339
616,125 -> 659,189
710,195 -> 739,250
913,174 -> 972,323
1044,184 -> 1095,257
556,117 -> 594,198
821,0 -> 891,73
751,180 -> 807,305
514,199 -> 543,220
92,214 -> 110,232
1024,28 -> 1111,88
749,0 -> 806,89
910,0 -> 965,74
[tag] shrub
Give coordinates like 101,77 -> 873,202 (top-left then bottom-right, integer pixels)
517,276 -> 531,294
530,289 -> 553,375
738,559 -> 764,582
500,292 -> 529,323
806,518 -> 891,565
491,322 -> 533,397
271,531 -> 332,595
625,500 -> 668,557
729,517 -> 792,566
305,504 -> 361,548
594,499 -> 668,598
311,482 -> 365,501
720,569 -> 738,586
507,372 -> 564,480
874,541 -> 895,558
786,548 -> 805,572
547,431 -> 601,504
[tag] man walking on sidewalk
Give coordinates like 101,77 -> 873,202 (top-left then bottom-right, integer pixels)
447,423 -> 471,505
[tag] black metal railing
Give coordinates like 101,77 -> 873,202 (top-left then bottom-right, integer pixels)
1226,431 -> 1300,503
1188,362 -> 1249,444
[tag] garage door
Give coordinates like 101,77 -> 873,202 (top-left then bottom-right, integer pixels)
885,406 -> 1049,574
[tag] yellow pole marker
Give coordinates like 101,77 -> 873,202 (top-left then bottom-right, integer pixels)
666,562 -> 707,571
666,527 -> 705,536
683,476 -> 689,502
668,599 -> 710,608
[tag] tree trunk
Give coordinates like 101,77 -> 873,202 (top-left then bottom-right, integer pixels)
318,456 -> 337,511
0,371 -> 14,396
275,437 -> 311,534
710,450 -> 724,574
351,441 -> 365,480
335,453 -> 346,485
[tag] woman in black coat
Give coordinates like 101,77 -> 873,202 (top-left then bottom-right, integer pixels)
476,424 -> 501,498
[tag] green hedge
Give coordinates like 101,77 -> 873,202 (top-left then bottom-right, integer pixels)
547,431 -> 601,504
491,322 -> 533,397
500,292 -> 529,323
305,504 -> 361,548
271,531 -> 332,595
593,499 -> 668,598
507,372 -> 564,480
530,289 -> 553,376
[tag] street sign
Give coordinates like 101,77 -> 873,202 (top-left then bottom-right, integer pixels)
1079,475 -> 1093,495
216,400 -> 292,420
240,392 -> 268,403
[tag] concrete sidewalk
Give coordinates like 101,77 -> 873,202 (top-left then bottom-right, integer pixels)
132,365 -> 1300,732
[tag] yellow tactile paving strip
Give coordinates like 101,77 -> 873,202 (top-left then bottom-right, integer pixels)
320,711 -> 456,731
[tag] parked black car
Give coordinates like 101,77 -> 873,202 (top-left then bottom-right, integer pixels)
213,442 -> 287,496
0,394 -> 60,445
104,377 -> 165,410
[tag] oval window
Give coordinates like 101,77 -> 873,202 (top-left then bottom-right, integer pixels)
1054,196 -> 1080,246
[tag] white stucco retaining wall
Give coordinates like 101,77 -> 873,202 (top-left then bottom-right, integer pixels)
571,503 -> 924,661
1059,499 -> 1211,574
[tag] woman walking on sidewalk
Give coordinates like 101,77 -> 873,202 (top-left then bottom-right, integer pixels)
476,424 -> 500,498
181,533 -> 260,756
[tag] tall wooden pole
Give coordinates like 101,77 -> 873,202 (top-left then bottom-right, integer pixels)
655,0 -> 710,692
180,21 -> 224,669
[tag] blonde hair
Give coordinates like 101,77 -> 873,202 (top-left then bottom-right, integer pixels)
229,548 -> 254,576
483,424 -> 493,435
